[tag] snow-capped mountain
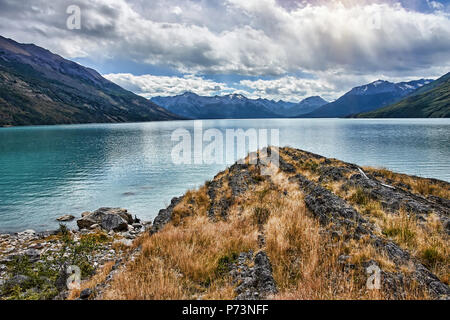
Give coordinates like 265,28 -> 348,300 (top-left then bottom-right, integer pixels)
301,79 -> 433,118
151,93 -> 328,119
349,79 -> 432,96
355,72 -> 449,118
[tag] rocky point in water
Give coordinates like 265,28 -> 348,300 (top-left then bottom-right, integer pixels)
1,147 -> 449,300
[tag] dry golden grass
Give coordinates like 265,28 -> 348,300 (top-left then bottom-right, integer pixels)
103,208 -> 259,299
103,253 -> 188,300
345,186 -> 449,285
100,149 -> 443,300
382,210 -> 418,247
67,261 -> 115,300
266,171 -> 405,299
381,211 -> 449,284
279,152 -> 320,181
364,167 -> 450,199
171,186 -> 210,226
273,150 -> 444,298
268,158 -> 434,299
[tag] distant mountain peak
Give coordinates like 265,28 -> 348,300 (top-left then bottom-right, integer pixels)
181,91 -> 198,96
302,96 -> 328,103
228,93 -> 246,100
347,79 -> 432,97
372,80 -> 388,86
301,78 -> 435,118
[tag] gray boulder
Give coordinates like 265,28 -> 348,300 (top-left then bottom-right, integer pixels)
232,251 -> 278,300
151,197 -> 183,234
77,208 -> 133,232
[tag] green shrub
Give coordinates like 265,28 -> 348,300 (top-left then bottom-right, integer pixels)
215,252 -> 239,277
350,188 -> 370,206
421,247 -> 444,267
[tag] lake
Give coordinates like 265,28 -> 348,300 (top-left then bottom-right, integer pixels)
0,118 -> 449,233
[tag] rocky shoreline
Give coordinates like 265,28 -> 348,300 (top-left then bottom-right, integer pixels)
0,208 -> 151,300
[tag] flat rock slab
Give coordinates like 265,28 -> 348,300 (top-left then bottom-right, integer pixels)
56,215 -> 75,222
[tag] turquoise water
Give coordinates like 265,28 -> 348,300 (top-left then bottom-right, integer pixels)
0,119 -> 449,233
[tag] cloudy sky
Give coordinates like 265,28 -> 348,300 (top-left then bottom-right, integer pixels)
0,0 -> 449,102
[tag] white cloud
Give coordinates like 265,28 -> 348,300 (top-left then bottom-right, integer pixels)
101,72 -> 349,102
172,6 -> 183,16
1,0 -> 449,77
0,0 -> 449,100
239,76 -> 337,102
103,73 -> 234,98
103,72 -> 339,102
427,1 -> 444,10
104,72 -> 336,102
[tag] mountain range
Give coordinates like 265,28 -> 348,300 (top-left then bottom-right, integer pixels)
151,93 -> 328,119
0,36 -> 181,127
0,35 -> 448,126
355,72 -> 450,118
301,79 -> 433,118
152,76 -> 447,119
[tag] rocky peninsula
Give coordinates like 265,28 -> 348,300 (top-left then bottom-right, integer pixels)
1,147 -> 449,300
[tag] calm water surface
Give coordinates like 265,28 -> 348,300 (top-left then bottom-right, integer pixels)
0,119 -> 449,232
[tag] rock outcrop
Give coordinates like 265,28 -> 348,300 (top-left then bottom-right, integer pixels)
230,251 -> 278,300
150,197 -> 183,234
347,173 -> 450,231
206,163 -> 260,220
77,208 -> 133,232
279,148 -> 450,299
